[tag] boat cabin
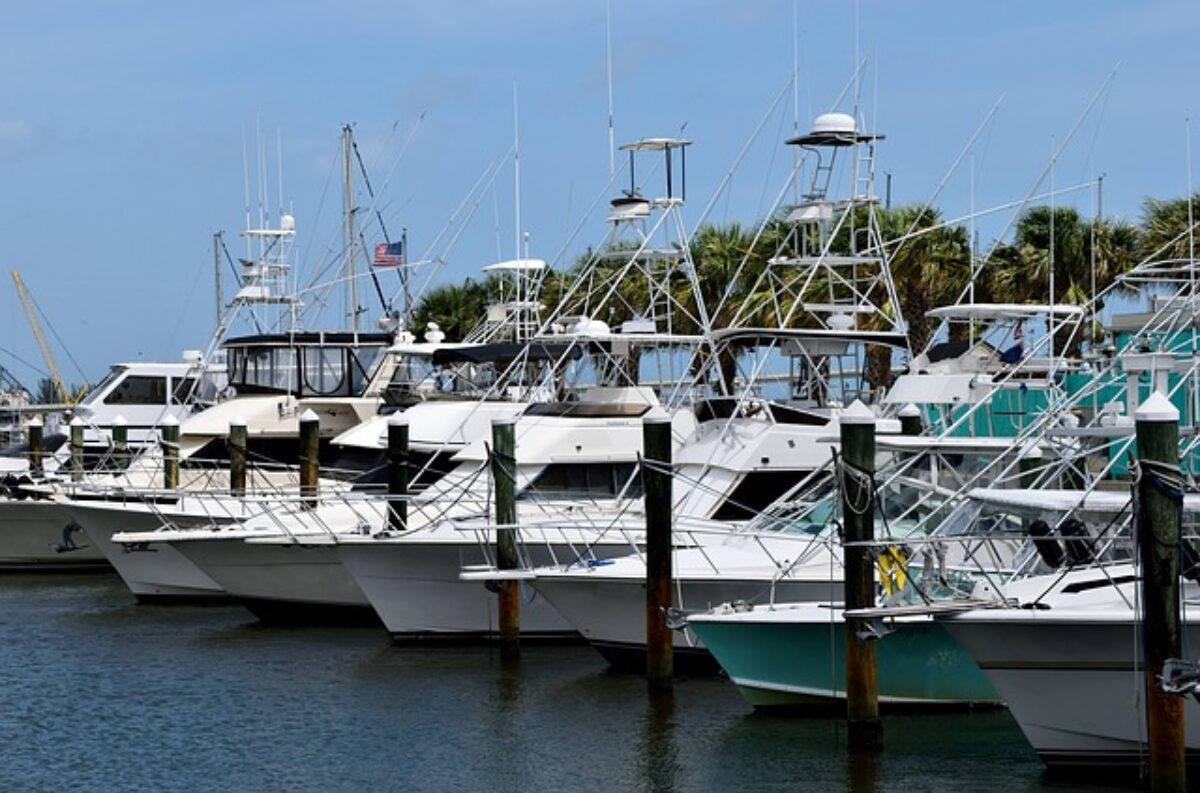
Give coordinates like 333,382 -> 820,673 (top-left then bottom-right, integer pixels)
222,331 -> 392,399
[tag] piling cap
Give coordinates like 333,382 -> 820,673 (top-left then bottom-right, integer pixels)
112,415 -> 127,427
299,409 -> 320,423
387,411 -> 409,427
643,406 -> 671,424
898,403 -> 921,418
491,414 -> 516,427
69,416 -> 84,427
161,414 -> 180,427
1135,391 -> 1179,423
1018,439 -> 1043,460
839,400 -> 876,425
28,416 -> 42,428
229,416 -> 247,428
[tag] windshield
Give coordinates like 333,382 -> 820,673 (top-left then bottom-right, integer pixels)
79,366 -> 128,405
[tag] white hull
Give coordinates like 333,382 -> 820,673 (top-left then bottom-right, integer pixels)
63,500 -> 227,599
169,536 -> 369,612
337,538 -> 575,639
532,571 -> 837,665
0,498 -> 108,569
943,614 -> 1200,766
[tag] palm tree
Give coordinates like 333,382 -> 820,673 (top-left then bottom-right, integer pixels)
1138,193 -> 1200,263
410,279 -> 492,341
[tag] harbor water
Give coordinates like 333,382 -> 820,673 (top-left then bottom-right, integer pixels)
0,574 -> 1130,792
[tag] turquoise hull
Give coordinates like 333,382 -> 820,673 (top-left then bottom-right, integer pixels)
691,615 -> 1000,708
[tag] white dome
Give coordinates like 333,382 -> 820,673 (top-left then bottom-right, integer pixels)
827,312 -> 854,331
811,112 -> 856,136
280,214 -> 296,232
569,316 -> 610,337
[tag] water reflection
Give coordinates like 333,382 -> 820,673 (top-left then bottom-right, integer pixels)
638,683 -> 680,793
845,744 -> 880,793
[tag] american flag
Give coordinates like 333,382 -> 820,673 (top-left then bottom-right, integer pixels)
373,240 -> 405,267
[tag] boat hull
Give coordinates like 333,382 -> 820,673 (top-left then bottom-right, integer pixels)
690,609 -> 999,708
169,537 -> 375,625
337,539 -> 577,641
0,498 -> 110,571
942,615 -> 1200,767
64,500 -> 229,600
531,574 -> 838,673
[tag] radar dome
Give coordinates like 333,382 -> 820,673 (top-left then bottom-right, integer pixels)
810,113 -> 856,136
280,214 -> 296,232
424,321 -> 445,344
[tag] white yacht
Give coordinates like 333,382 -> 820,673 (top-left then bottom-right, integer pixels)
63,328 -> 407,599
0,356 -> 222,570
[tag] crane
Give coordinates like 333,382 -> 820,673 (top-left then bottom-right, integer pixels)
11,270 -> 86,404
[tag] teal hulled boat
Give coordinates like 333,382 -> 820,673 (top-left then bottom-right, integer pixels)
687,602 -> 999,708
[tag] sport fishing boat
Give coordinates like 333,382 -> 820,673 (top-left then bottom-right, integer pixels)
0,355 -> 223,570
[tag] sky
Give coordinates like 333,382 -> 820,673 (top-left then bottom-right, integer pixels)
1,0 -> 1198,390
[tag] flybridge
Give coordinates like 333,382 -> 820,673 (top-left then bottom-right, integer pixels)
221,331 -> 393,399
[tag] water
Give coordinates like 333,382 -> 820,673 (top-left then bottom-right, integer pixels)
0,574 -> 1133,792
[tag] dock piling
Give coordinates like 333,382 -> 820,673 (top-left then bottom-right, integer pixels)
111,415 -> 128,471
491,416 -> 520,661
161,415 -> 180,490
643,407 -> 674,684
229,417 -> 247,497
839,400 -> 881,748
299,409 -> 319,508
1134,392 -> 1186,793
387,413 -> 409,532
69,416 -> 84,483
28,416 -> 43,477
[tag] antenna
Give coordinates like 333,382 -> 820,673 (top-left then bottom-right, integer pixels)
342,124 -> 360,331
276,128 -> 284,222
256,114 -> 266,231
792,0 -> 800,205
241,123 -> 252,259
1049,134 -> 1056,367
513,83 -> 522,262
606,0 -> 616,178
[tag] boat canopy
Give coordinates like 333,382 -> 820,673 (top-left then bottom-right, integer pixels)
925,303 -> 1086,322
430,342 -> 582,366
709,327 -> 909,350
968,487 -> 1200,517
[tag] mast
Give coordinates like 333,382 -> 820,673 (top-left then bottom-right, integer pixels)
342,124 -> 360,331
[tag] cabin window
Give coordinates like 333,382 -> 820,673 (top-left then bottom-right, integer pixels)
81,367 -> 127,405
303,348 -> 348,396
171,377 -> 198,404
523,462 -> 642,500
711,470 -> 808,521
103,376 -> 169,406
349,347 -> 384,395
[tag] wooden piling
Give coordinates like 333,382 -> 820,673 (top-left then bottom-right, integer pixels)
69,416 -> 84,483
898,403 -> 922,437
840,400 -> 881,748
643,407 -> 674,683
1134,392 -> 1186,793
229,417 -> 247,497
160,415 -> 180,490
491,416 -> 519,661
387,412 -> 409,532
111,415 -> 128,471
27,416 -> 43,477
299,409 -> 320,508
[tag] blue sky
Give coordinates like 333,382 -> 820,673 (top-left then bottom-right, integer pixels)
1,0 -> 1198,389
